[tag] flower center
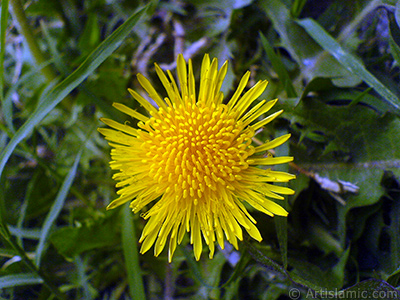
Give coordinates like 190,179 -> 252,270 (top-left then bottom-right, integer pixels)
138,101 -> 255,203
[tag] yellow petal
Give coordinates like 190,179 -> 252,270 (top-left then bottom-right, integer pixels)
112,102 -> 149,122
137,73 -> 167,110
249,156 -> 294,165
254,134 -> 291,153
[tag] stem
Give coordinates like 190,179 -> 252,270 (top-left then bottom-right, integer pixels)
9,0 -> 56,81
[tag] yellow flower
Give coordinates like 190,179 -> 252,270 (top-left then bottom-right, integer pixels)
98,54 -> 295,262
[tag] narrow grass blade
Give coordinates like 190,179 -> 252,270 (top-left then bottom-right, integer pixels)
35,147 -> 83,267
297,18 -> 400,115
0,0 -> 12,131
0,156 -> 10,239
0,5 -> 148,177
122,205 -> 146,300
0,0 -> 9,102
260,32 -> 297,98
0,273 -> 43,288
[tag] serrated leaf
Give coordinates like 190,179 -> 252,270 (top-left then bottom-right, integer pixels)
282,98 -> 400,212
339,279 -> 400,300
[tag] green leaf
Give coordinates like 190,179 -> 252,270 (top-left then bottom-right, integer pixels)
282,98 -> 400,211
259,0 -> 318,65
0,4 -> 148,177
360,185 -> 400,279
0,273 -> 43,288
259,32 -> 297,98
297,18 -> 400,115
338,279 -> 400,300
316,87 -> 391,115
299,77 -> 334,102
259,0 -> 360,87
122,205 -> 146,300
289,248 -> 350,292
50,212 -> 120,260
35,147 -> 83,267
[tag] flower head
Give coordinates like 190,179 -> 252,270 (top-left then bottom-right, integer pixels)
99,54 -> 295,261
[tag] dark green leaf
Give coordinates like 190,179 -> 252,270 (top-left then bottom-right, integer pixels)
50,212 -> 120,259
299,77 -> 335,102
282,98 -> 400,211
290,247 -> 349,291
339,279 -> 400,300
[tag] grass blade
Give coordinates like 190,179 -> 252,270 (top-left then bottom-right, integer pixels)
35,147 -> 83,267
0,0 -> 12,130
297,18 -> 400,115
122,205 -> 146,300
0,273 -> 43,288
0,0 -> 9,101
0,4 -> 148,177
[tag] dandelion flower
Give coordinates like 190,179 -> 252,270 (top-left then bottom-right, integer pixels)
98,54 -> 295,262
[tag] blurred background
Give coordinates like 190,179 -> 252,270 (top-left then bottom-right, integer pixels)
1,0 -> 400,299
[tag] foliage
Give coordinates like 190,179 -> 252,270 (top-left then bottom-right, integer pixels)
1,0 -> 400,299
